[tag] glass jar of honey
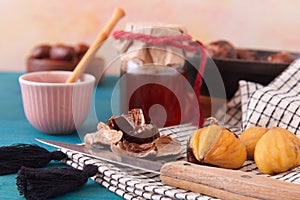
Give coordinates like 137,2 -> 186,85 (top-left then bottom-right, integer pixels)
114,24 -> 202,127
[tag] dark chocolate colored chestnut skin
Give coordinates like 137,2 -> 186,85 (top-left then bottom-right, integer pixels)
49,44 -> 76,61
112,116 -> 160,144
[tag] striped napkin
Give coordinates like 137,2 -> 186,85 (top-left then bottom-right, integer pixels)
60,123 -> 300,200
224,58 -> 300,137
60,59 -> 300,199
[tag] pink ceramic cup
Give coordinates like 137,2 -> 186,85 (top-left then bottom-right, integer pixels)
19,71 -> 95,135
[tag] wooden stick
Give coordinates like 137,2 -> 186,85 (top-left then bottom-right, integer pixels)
66,8 -> 125,83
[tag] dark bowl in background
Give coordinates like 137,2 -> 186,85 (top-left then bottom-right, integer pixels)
27,57 -> 105,84
187,49 -> 300,99
27,58 -> 77,72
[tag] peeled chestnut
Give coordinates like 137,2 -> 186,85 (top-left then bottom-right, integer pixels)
49,44 -> 76,61
30,44 -> 51,59
254,127 -> 300,175
240,126 -> 268,160
187,124 -> 247,169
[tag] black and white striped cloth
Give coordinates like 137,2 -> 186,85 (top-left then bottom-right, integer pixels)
60,123 -> 300,200
60,59 -> 300,199
224,58 -> 300,138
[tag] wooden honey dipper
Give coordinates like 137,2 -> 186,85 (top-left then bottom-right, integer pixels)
66,8 -> 125,83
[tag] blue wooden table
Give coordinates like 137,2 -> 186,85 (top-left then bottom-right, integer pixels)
0,72 -> 123,200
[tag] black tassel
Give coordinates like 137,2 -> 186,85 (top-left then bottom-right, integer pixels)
0,144 -> 66,175
16,164 -> 99,200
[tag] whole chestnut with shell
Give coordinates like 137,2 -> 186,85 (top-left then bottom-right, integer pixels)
30,44 -> 51,59
267,52 -> 295,64
254,127 -> 300,175
75,43 -> 89,59
240,126 -> 269,160
49,44 -> 77,61
206,40 -> 237,59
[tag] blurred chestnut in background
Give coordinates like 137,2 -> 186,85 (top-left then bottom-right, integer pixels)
26,43 -> 105,84
206,40 -> 237,59
75,43 -> 89,59
268,52 -> 295,64
49,44 -> 76,61
30,44 -> 51,59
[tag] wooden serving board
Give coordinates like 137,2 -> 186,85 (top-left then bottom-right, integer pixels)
160,161 -> 300,200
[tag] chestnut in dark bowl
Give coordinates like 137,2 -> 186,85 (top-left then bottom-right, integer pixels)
49,44 -> 77,61
30,44 -> 51,59
75,43 -> 89,59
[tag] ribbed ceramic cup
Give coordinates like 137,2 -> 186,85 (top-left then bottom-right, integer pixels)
19,71 -> 95,135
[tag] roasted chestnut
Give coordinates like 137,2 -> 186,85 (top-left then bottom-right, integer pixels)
267,52 -> 295,64
240,126 -> 269,160
84,109 -> 182,158
49,44 -> 76,61
254,127 -> 300,175
111,115 -> 160,144
187,124 -> 247,169
206,40 -> 237,59
30,44 -> 51,59
75,43 -> 89,59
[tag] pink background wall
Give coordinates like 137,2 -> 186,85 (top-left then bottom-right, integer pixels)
1,0 -> 300,73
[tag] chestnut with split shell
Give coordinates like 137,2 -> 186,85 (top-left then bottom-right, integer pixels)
187,124 -> 247,169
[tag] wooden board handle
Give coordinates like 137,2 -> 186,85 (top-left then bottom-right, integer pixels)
160,161 -> 300,200
66,8 -> 125,83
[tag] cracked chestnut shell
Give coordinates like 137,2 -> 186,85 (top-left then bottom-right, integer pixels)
187,124 -> 247,169
254,127 -> 300,175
